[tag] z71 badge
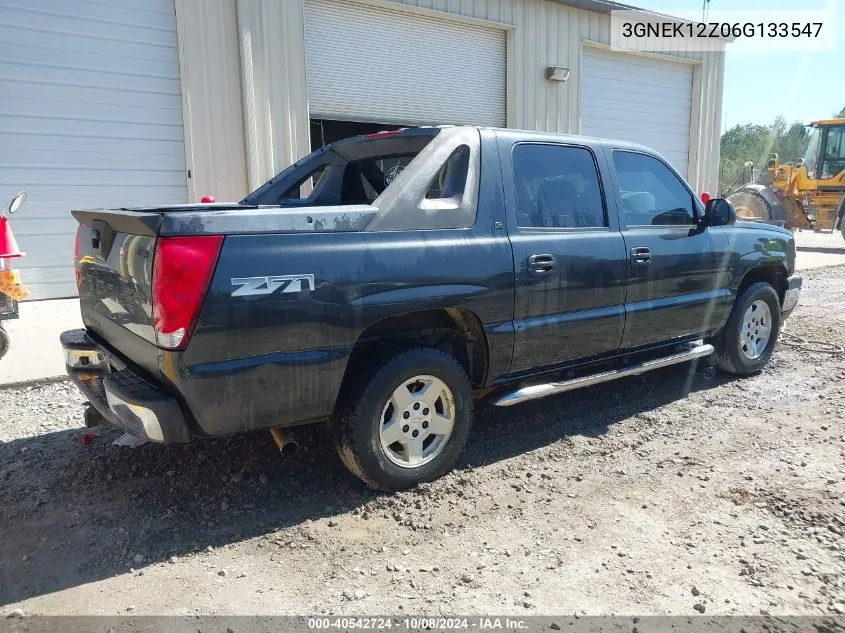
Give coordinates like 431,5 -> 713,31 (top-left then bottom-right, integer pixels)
230,274 -> 315,297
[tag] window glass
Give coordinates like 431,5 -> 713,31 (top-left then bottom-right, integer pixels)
426,145 -> 470,199
821,126 -> 845,180
512,144 -> 606,228
802,126 -> 820,176
611,151 -> 695,226
342,154 -> 418,204
375,155 -> 417,187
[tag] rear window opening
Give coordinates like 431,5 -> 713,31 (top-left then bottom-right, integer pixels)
281,165 -> 331,202
245,131 -> 438,208
342,154 -> 420,205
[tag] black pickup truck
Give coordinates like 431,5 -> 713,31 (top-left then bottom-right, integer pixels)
62,126 -> 801,490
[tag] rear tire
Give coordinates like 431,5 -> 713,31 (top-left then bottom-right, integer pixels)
710,282 -> 781,375
0,322 -> 9,360
331,347 -> 473,491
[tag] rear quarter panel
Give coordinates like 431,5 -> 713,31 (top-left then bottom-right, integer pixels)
180,230 -> 513,435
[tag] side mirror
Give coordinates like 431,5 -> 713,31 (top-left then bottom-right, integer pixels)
7,191 -> 26,215
703,198 -> 736,227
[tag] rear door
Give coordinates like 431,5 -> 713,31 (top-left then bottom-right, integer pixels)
499,137 -> 628,375
604,149 -> 731,349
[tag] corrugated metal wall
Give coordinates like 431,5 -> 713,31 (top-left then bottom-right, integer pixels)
178,0 -> 724,197
236,0 -> 311,190
388,0 -> 725,193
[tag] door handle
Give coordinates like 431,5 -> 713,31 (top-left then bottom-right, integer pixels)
528,254 -> 556,274
630,247 -> 651,264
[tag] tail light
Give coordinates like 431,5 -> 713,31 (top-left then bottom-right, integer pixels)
363,129 -> 406,139
152,235 -> 223,350
73,230 -> 81,262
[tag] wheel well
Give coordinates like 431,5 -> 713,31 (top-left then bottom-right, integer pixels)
341,308 -> 489,391
738,265 -> 787,305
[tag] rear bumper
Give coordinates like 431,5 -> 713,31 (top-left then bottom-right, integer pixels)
61,329 -> 192,443
782,274 -> 802,319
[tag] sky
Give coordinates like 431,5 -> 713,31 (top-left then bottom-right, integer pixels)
631,0 -> 845,130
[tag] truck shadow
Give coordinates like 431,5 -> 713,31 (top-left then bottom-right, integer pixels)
0,362 -> 729,606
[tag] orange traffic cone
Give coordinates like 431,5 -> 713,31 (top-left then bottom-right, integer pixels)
0,216 -> 24,258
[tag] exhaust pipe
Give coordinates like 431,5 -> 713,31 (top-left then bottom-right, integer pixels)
269,427 -> 299,457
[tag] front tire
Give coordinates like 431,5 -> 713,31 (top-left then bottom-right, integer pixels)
331,347 -> 473,491
710,282 -> 781,375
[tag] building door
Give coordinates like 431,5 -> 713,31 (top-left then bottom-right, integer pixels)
304,0 -> 507,128
581,47 -> 694,180
0,0 -> 188,299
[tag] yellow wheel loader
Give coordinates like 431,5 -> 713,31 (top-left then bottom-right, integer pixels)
728,118 -> 845,240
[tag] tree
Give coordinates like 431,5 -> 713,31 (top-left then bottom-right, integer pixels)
719,117 -> 809,195
837,104 -> 845,118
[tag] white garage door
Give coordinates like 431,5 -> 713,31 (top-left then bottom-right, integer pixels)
304,0 -> 506,127
581,48 -> 693,179
0,0 -> 187,300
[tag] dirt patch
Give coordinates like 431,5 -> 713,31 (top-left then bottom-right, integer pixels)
1,266 -> 844,616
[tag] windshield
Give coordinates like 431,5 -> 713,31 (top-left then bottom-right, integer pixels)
802,126 -> 820,176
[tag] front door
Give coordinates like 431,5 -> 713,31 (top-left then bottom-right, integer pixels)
501,139 -> 628,375
606,149 -> 732,349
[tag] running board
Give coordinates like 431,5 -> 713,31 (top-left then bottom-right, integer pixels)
493,343 -> 714,407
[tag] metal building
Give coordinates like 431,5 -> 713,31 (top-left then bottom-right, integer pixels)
1,0 -> 725,299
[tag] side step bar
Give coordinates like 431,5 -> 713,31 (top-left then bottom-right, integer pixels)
493,343 -> 714,407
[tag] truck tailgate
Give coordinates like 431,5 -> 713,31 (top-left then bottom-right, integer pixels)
73,209 -> 161,370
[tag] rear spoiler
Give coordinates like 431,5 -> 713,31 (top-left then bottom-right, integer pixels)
72,209 -> 161,235
72,204 -> 379,237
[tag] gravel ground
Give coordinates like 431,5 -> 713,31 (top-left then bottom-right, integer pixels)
1,266 -> 844,617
